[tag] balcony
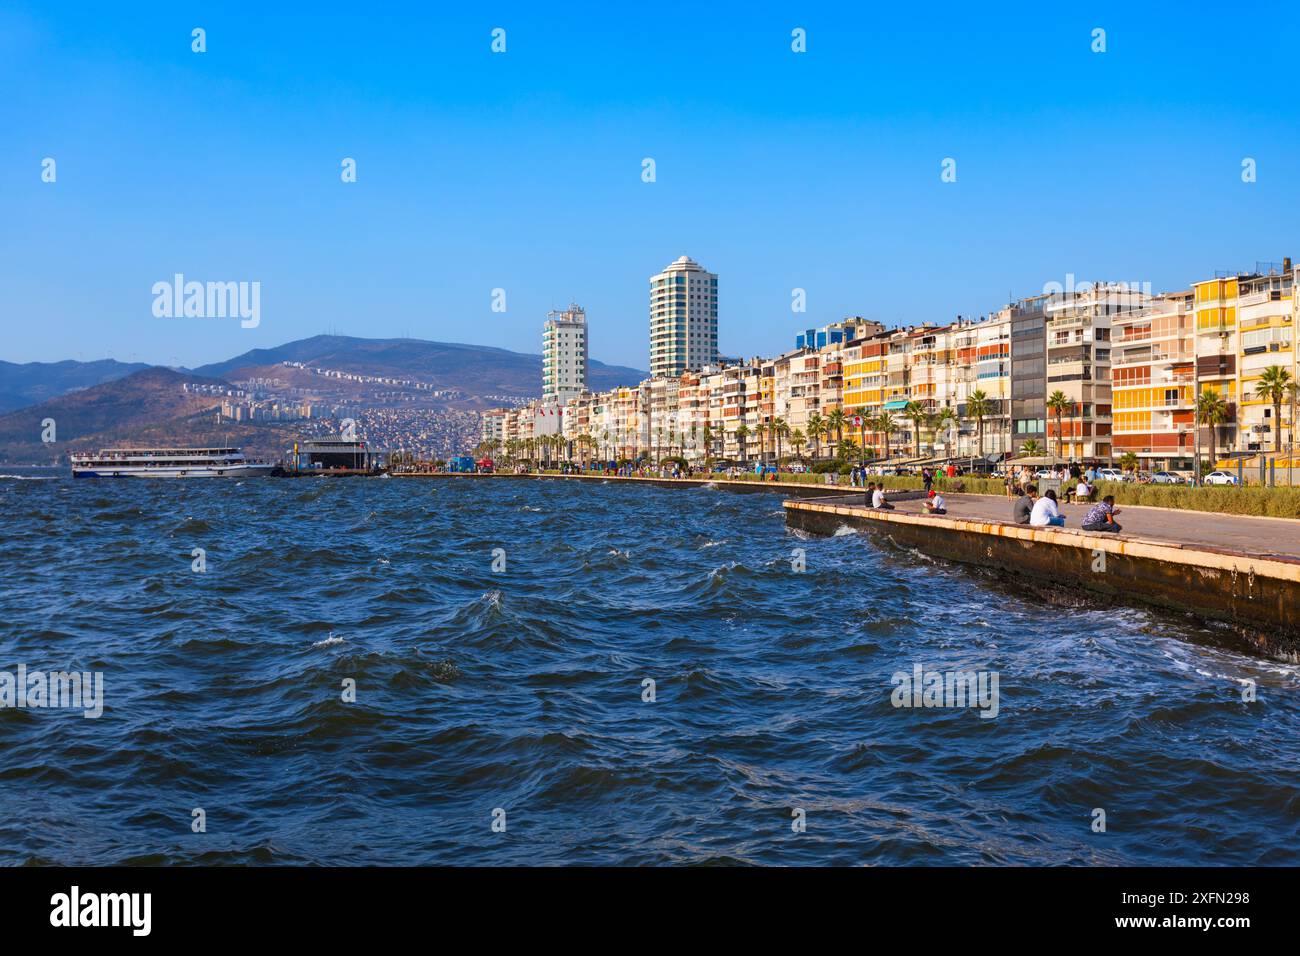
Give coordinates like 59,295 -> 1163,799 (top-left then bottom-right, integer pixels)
1239,290 -> 1284,307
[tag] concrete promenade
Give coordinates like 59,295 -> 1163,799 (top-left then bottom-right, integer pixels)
808,492 -> 1300,562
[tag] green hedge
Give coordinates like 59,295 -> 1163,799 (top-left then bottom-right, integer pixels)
1091,481 -> 1300,519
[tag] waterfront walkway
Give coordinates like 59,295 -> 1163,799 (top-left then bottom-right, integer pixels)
812,492 -> 1300,562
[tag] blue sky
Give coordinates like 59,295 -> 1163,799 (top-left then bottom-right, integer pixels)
3,1 -> 1298,369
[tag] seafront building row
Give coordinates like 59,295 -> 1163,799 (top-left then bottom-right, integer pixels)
482,258 -> 1299,469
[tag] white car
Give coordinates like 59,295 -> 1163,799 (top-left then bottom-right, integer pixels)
1203,471 -> 1239,486
1150,471 -> 1183,484
1096,468 -> 1124,482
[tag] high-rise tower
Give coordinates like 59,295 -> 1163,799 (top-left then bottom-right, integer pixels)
649,256 -> 718,378
542,303 -> 588,403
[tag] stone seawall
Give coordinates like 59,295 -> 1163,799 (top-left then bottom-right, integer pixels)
784,498 -> 1300,662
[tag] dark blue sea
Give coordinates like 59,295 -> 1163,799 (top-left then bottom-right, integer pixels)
2,473 -> 1298,865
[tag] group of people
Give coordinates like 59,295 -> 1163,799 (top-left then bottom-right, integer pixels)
862,482 -> 947,515
1004,462 -> 1107,499
920,464 -> 957,490
1011,483 -> 1123,533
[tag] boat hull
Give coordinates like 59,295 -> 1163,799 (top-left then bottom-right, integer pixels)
72,464 -> 276,478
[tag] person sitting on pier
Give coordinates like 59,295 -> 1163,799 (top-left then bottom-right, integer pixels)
865,480 -> 875,507
1013,483 -> 1038,524
872,484 -> 895,510
1029,489 -> 1065,528
924,489 -> 947,515
1081,495 -> 1122,534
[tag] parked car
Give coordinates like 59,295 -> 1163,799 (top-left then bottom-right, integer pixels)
1095,468 -> 1124,482
1150,471 -> 1183,484
1203,470 -> 1240,486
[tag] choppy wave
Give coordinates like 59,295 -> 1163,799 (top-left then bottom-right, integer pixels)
0,475 -> 1297,866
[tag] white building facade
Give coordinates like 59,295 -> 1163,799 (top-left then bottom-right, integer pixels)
650,256 -> 718,379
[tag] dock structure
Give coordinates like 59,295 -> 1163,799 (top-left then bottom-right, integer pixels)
783,494 -> 1300,661
287,437 -> 387,476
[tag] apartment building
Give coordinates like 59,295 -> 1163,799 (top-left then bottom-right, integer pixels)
1007,294 -> 1050,452
952,313 -> 1012,458
784,348 -> 823,436
542,303 -> 588,404
648,375 -> 682,459
1236,264 -> 1294,453
490,258 -> 1297,471
649,256 -> 718,378
718,363 -> 760,461
481,408 -> 508,445
1112,291 -> 1196,467
842,329 -> 889,452
1192,273 -> 1243,455
1041,282 -> 1142,460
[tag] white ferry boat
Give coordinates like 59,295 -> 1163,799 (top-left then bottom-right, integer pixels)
70,447 -> 275,478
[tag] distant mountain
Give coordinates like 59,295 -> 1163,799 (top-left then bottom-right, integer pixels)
193,335 -> 647,403
0,367 -> 231,463
0,359 -> 151,414
0,337 -> 648,417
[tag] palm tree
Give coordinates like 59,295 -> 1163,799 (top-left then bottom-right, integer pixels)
1255,365 -> 1292,454
933,406 -> 959,458
966,389 -> 992,458
1020,438 -> 1044,457
1119,451 -> 1139,475
826,408 -> 847,450
853,407 -> 870,461
1197,388 -> 1229,475
1287,381 -> 1300,461
772,417 -> 789,467
790,428 -> 806,462
754,422 -> 768,464
838,438 -> 860,461
806,413 -> 827,461
1046,390 -> 1072,462
903,400 -> 928,458
734,423 -> 750,464
876,411 -> 896,461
